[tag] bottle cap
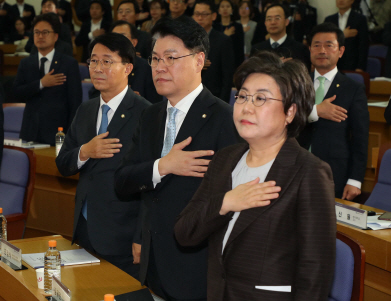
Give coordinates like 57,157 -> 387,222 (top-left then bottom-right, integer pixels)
0,208 -> 2,214
104,294 -> 115,301
48,240 -> 57,247
58,127 -> 63,132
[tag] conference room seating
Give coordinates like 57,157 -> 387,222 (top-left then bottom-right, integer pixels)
0,146 -> 36,240
78,64 -> 90,81
366,57 -> 382,78
3,104 -> 25,139
229,88 -> 236,106
82,82 -> 94,102
329,232 -> 365,301
368,45 -> 388,59
343,71 -> 370,97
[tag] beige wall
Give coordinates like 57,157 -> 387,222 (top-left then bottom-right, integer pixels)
309,0 -> 338,24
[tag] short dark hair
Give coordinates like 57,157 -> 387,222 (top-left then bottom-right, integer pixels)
239,1 -> 254,18
194,0 -> 216,13
41,0 -> 58,8
265,3 -> 289,19
110,20 -> 138,39
151,15 -> 210,58
307,22 -> 345,48
117,0 -> 140,14
32,12 -> 61,34
90,0 -> 104,10
233,51 -> 314,138
88,32 -> 136,65
14,16 -> 27,27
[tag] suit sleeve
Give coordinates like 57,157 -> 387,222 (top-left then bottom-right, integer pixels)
24,31 -> 33,53
219,37 -> 235,102
357,16 -> 369,71
13,59 -> 41,101
143,66 -> 162,104
294,159 -> 336,300
66,58 -> 83,127
61,23 -> 73,47
74,22 -> 89,46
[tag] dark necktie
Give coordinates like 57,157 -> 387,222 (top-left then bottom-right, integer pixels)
40,57 -> 48,78
271,42 -> 279,49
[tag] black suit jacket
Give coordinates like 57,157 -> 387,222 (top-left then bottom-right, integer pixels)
74,19 -> 112,62
325,12 -> 368,71
56,88 -> 151,256
202,28 -> 235,103
251,36 -> 311,72
293,3 -> 317,42
135,29 -> 152,60
0,2 -> 13,42
74,0 -> 112,23
175,139 -> 336,301
13,51 -> 82,145
297,71 -> 369,197
115,87 -> 240,299
10,3 -> 35,30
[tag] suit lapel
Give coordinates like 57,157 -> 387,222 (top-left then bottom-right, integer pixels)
324,72 -> 345,100
106,88 -> 134,138
223,138 -> 303,251
49,51 -> 61,72
154,101 -> 168,159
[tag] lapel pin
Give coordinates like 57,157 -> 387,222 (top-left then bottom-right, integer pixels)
336,84 -> 340,87
121,114 -> 125,118
202,114 -> 207,118
132,73 -> 134,76
55,61 -> 57,64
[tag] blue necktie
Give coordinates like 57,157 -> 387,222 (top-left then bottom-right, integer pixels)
161,107 -> 178,157
271,42 -> 279,49
82,104 -> 111,220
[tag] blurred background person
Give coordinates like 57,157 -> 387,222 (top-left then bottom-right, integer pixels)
9,17 -> 30,42
10,0 -> 35,31
292,0 -> 317,45
0,0 -> 13,42
169,0 -> 187,18
135,0 -> 149,28
236,0 -> 257,57
141,0 -> 165,32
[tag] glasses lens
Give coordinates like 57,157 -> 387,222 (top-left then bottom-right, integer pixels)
236,91 -> 247,104
164,55 -> 174,67
253,93 -> 266,106
102,60 -> 112,69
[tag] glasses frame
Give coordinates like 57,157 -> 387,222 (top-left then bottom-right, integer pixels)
234,91 -> 283,107
148,53 -> 196,68
87,58 -> 124,70
33,30 -> 54,37
193,12 -> 212,17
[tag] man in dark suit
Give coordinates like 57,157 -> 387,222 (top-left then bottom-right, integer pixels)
13,13 -> 82,145
115,16 -> 239,301
75,0 -> 111,63
0,0 -> 12,42
298,23 -> 369,200
117,0 -> 152,60
292,0 -> 317,44
324,0 -> 368,71
9,0 -> 35,30
251,3 -> 311,71
192,0 -> 234,103
74,0 -> 112,23
56,33 -> 151,278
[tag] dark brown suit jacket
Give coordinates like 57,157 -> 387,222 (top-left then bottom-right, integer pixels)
175,138 -> 336,301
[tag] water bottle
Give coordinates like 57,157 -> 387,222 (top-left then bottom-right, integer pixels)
102,294 -> 115,301
0,208 -> 7,257
55,127 -> 65,156
44,240 -> 61,294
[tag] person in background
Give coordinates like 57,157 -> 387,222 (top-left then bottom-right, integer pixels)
9,0 -> 35,31
74,0 -> 112,23
292,0 -> 317,45
75,0 -> 111,63
58,0 -> 73,31
368,0 -> 391,43
174,51 -> 336,301
135,0 -> 150,28
236,0 -> 257,57
0,0 -> 13,42
169,0 -> 187,18
251,0 -> 274,46
215,0 -> 244,70
13,13 -> 82,145
141,0 -> 165,33
9,17 -> 30,42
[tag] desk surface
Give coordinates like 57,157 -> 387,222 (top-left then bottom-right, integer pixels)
0,236 -> 144,301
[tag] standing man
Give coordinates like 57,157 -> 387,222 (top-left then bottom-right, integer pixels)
10,0 -> 35,30
298,22 -> 369,200
0,0 -> 12,42
56,33 -> 151,278
193,0 -> 234,103
324,0 -> 368,71
13,13 -> 82,145
169,0 -> 187,18
115,16 -> 239,301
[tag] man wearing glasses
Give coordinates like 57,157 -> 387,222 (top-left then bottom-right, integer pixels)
115,16 -> 239,301
13,13 -> 81,145
56,32 -> 151,279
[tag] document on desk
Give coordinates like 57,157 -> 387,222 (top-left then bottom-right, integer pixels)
367,215 -> 391,230
22,248 -> 100,269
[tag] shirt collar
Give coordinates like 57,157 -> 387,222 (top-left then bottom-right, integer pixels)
38,48 -> 55,63
99,85 -> 128,111
270,34 -> 287,46
91,18 -> 103,26
314,66 -> 338,82
339,8 -> 351,18
167,83 -> 203,114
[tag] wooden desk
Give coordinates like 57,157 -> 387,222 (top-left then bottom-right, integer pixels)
3,55 -> 27,76
0,236 -> 144,301
26,148 -> 78,237
336,199 -> 391,301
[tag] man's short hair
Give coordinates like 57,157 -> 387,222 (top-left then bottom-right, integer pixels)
117,0 -> 140,14
151,15 -> 210,58
234,51 -> 314,138
88,32 -> 136,65
90,0 -> 104,10
32,12 -> 61,34
194,0 -> 216,13
41,0 -> 58,8
265,3 -> 289,19
110,20 -> 138,39
307,22 -> 345,48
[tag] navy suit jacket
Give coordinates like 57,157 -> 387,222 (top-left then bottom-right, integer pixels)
56,88 -> 151,256
13,51 -> 82,145
115,87 -> 240,299
0,2 -> 13,42
10,3 -> 35,29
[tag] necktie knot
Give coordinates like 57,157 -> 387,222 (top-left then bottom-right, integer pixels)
168,107 -> 178,121
101,104 -> 110,115
315,76 -> 326,105
40,57 -> 48,65
271,42 -> 279,49
318,76 -> 325,85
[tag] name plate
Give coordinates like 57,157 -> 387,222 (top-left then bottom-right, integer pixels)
335,202 -> 368,229
1,239 -> 22,269
52,276 -> 71,301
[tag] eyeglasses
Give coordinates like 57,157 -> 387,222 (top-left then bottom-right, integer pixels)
33,30 -> 54,37
87,58 -> 123,69
193,12 -> 212,17
265,16 -> 282,22
148,53 -> 195,67
235,91 -> 283,107
311,43 -> 338,51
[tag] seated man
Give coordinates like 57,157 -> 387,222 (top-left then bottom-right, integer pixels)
13,13 -> 82,145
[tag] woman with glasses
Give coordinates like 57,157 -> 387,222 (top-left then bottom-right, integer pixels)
175,51 -> 336,301
236,1 -> 257,58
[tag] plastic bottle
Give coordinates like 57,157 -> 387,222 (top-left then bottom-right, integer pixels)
0,208 -> 7,257
44,240 -> 61,294
103,294 -> 115,301
55,127 -> 65,156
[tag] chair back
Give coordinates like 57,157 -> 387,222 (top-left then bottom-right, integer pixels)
365,148 -> 391,211
329,232 -> 365,301
82,82 -> 94,102
3,106 -> 25,139
366,57 -> 382,78
79,64 -> 89,80
342,71 -> 370,97
368,45 -> 388,59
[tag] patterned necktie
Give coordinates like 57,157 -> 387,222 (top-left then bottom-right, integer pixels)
161,107 -> 178,157
98,104 -> 110,135
315,76 -> 326,105
39,57 -> 48,79
271,42 -> 279,49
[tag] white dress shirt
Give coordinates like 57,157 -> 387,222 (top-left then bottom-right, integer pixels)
338,8 -> 351,31
77,85 -> 129,168
270,34 -> 287,47
88,19 -> 102,40
17,3 -> 24,17
39,48 -> 55,89
152,83 -> 203,186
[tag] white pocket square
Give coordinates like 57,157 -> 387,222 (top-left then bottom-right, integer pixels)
255,286 -> 291,292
